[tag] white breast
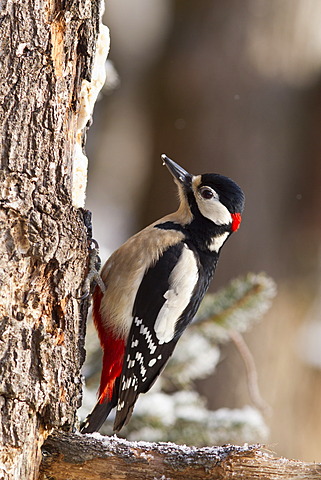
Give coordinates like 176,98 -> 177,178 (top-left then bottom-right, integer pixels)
154,244 -> 199,344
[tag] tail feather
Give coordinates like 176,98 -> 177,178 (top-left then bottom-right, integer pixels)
80,400 -> 115,434
113,402 -> 135,432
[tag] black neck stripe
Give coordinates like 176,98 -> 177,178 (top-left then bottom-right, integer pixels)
154,221 -> 186,234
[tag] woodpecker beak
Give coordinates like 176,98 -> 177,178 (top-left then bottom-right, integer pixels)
161,154 -> 193,188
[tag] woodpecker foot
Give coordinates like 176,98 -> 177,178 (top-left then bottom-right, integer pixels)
80,238 -> 106,300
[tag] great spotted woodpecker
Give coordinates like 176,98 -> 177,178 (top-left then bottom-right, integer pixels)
81,154 -> 245,434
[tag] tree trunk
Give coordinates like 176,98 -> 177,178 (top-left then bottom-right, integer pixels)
0,1 -> 106,478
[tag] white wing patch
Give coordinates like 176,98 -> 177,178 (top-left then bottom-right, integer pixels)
154,245 -> 199,344
209,232 -> 230,252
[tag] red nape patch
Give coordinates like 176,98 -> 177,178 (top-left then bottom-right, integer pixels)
231,212 -> 242,232
91,286 -> 125,403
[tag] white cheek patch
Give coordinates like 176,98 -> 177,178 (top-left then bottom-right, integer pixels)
209,232 -> 230,252
195,196 -> 232,226
154,245 -> 199,344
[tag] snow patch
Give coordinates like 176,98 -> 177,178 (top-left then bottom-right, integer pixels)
72,21 -> 110,207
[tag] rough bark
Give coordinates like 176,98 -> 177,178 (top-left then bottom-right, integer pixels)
40,433 -> 321,480
0,1 -> 102,478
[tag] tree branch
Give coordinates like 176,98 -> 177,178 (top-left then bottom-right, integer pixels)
40,433 -> 321,480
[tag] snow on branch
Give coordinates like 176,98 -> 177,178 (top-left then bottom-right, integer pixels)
40,432 -> 321,480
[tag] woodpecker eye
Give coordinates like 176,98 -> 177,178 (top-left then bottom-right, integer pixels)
200,187 -> 215,200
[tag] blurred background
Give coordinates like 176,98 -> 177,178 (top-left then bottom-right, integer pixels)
84,0 -> 321,462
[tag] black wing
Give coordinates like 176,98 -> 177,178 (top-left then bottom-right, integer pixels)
113,242 -> 196,431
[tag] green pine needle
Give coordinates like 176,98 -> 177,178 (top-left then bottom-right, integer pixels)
193,272 -> 277,343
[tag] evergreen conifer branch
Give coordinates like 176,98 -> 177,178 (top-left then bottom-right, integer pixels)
193,273 -> 277,343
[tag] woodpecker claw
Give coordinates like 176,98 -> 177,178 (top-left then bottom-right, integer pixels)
79,238 -> 106,300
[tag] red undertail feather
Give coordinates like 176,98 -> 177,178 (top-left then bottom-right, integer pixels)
92,286 -> 125,404
231,212 -> 242,232
81,287 -> 125,433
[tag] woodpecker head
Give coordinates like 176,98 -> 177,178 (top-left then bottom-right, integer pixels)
162,154 -> 245,233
